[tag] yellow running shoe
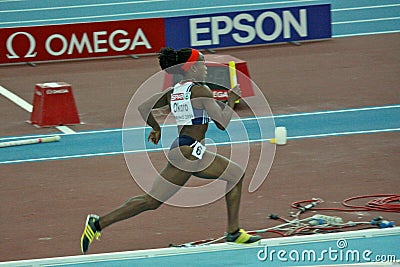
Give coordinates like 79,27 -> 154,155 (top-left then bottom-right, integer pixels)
226,229 -> 261,244
80,214 -> 101,254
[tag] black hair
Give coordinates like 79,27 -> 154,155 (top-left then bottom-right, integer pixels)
158,47 -> 193,74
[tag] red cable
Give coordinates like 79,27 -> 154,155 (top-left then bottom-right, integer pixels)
248,229 -> 286,237
342,194 -> 400,212
291,194 -> 400,213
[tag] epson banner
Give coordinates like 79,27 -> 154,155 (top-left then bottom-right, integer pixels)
165,4 -> 331,49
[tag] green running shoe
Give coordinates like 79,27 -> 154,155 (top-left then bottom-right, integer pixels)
80,214 -> 101,254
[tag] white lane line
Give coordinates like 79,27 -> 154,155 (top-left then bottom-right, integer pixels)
238,104 -> 400,122
0,0 -> 168,13
1,127 -> 399,164
334,30 -> 400,37
1,104 -> 399,141
0,85 -> 76,134
1,0 -> 318,13
0,85 -> 32,112
288,127 -> 400,139
0,0 -> 320,26
269,104 -> 400,119
332,16 -> 400,25
56,125 -> 77,134
332,4 -> 400,12
4,1 -> 397,16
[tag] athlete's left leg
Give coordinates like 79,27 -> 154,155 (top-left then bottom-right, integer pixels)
192,151 -> 245,234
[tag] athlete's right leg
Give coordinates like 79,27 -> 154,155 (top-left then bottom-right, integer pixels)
99,162 -> 192,229
81,161 -> 192,254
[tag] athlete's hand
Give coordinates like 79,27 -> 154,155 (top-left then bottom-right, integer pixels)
228,84 -> 241,102
148,129 -> 161,145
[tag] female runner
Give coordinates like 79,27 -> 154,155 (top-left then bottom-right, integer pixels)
81,47 -> 261,254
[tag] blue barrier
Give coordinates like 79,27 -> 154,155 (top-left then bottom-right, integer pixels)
164,4 -> 331,49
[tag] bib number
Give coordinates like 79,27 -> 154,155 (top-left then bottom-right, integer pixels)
191,142 -> 206,159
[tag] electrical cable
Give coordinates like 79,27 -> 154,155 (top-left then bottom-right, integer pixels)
291,194 -> 400,213
170,194 -> 398,247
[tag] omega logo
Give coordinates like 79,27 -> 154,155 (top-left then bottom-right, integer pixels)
6,32 -> 37,59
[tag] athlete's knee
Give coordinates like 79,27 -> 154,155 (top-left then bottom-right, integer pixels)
223,171 -> 245,186
229,164 -> 245,180
144,194 -> 162,210
235,171 -> 245,184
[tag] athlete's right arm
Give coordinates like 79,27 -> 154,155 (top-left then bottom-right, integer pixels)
138,88 -> 172,144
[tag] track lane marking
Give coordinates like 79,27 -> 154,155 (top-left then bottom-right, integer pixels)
1,104 -> 399,141
1,127 -> 399,165
0,0 -> 168,13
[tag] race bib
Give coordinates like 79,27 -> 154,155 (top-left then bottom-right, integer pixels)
191,141 -> 206,159
171,91 -> 195,125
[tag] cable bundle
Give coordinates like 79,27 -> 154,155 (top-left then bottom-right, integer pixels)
291,194 -> 400,213
170,194 -> 399,247
343,194 -> 400,212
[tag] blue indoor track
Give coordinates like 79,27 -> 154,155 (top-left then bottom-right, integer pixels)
0,105 -> 399,165
0,0 -> 399,37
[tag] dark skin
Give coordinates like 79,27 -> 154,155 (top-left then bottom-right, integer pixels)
98,53 -> 243,234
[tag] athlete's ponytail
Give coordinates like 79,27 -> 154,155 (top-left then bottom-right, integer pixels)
158,47 -> 198,74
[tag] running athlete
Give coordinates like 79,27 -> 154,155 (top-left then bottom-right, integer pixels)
80,47 -> 261,254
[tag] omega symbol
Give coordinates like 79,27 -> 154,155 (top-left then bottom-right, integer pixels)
6,32 -> 37,59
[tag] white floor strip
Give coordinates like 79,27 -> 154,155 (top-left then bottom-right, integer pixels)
0,0 -> 168,13
332,4 -> 400,12
334,30 -> 400,38
0,85 -> 32,112
0,0 -> 320,26
332,17 -> 400,25
0,85 -> 76,134
0,227 -> 398,267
